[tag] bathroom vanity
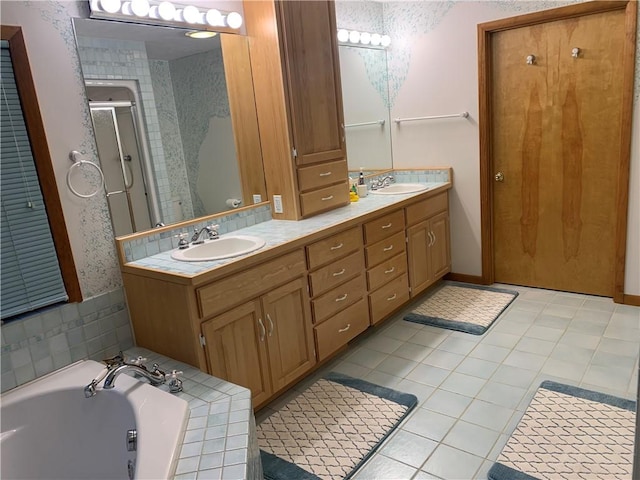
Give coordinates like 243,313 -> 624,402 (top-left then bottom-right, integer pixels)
117,179 -> 452,409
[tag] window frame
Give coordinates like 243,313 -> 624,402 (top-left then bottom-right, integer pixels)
1,25 -> 82,304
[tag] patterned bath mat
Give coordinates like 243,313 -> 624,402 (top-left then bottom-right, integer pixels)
403,281 -> 518,335
488,381 -> 636,480
257,372 -> 417,480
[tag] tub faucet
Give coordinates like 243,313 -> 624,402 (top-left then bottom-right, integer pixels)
191,224 -> 219,244
84,353 -> 183,398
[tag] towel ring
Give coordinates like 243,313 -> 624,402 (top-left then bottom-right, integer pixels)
67,151 -> 105,198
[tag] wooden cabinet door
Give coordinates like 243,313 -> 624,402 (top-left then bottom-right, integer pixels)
407,220 -> 431,297
430,211 -> 451,280
278,0 -> 346,166
261,277 -> 316,391
201,300 -> 272,406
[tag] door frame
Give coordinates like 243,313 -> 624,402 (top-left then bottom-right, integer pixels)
477,1 -> 637,303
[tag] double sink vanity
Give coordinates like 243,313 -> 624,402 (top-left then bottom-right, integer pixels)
116,173 -> 452,410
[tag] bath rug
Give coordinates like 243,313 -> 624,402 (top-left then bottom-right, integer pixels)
488,380 -> 636,480
403,281 -> 518,335
257,372 -> 417,480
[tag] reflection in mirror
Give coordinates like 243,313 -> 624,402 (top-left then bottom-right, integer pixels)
338,44 -> 393,173
73,19 -> 267,237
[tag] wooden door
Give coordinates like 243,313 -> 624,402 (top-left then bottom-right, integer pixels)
278,0 -> 346,166
261,277 -> 316,392
491,9 -> 627,296
201,300 -> 272,406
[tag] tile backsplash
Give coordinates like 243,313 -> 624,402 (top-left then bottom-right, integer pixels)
1,287 -> 133,393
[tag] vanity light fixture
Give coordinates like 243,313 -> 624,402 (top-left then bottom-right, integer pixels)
337,28 -> 390,49
89,0 -> 243,32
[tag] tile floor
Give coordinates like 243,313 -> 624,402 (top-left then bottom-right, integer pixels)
256,284 -> 639,479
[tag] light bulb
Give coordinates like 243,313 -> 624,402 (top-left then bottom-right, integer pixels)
370,33 -> 381,46
182,5 -> 200,24
121,1 -> 133,15
381,35 -> 391,47
348,30 -> 360,44
148,5 -> 159,18
130,0 -> 149,17
360,32 -> 371,45
205,9 -> 223,26
226,11 -> 243,29
100,0 -> 121,14
157,1 -> 175,21
337,29 -> 349,42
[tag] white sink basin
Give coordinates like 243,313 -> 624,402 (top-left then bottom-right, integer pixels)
171,235 -> 266,262
370,183 -> 430,195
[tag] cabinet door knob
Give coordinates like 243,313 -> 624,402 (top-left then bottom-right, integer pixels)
387,293 -> 397,302
384,266 -> 395,274
319,171 -> 332,177
495,171 -> 504,182
338,324 -> 351,333
333,268 -> 346,277
321,195 -> 334,201
330,243 -> 343,251
381,223 -> 393,229
383,245 -> 394,252
335,293 -> 348,302
258,318 -> 266,342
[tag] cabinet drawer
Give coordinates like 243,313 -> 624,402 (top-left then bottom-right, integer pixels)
363,209 -> 405,245
314,299 -> 369,361
297,160 -> 348,192
306,226 -> 362,270
312,274 -> 366,324
367,252 -> 407,292
406,192 -> 448,226
365,231 -> 406,268
369,273 -> 410,325
300,182 -> 350,218
309,250 -> 365,297
197,249 -> 306,319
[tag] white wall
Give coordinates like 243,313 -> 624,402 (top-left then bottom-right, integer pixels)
381,0 -> 640,295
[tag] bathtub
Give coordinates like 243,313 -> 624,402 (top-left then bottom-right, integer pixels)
1,359 -> 189,479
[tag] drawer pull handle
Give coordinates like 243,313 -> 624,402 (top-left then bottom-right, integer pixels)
258,318 -> 266,342
330,243 -> 344,251
335,293 -> 348,302
267,314 -> 274,337
383,245 -> 394,252
381,223 -> 393,229
333,268 -> 346,277
319,171 -> 332,177
384,267 -> 396,274
387,293 -> 397,302
338,324 -> 351,333
321,195 -> 334,201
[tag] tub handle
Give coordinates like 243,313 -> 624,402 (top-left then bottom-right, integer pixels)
126,429 -> 137,452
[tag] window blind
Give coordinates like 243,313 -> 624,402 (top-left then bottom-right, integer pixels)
1,41 -> 68,320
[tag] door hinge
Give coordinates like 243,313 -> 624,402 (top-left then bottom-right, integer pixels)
292,148 -> 297,159
199,334 -> 206,347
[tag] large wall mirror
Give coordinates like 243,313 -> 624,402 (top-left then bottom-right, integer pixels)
73,18 -> 267,237
338,44 -> 393,174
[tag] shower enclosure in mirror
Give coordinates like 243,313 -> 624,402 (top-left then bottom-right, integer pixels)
73,18 -> 267,237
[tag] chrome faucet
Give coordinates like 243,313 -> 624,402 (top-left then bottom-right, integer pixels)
103,362 -> 166,390
84,352 -> 183,398
373,175 -> 395,189
191,224 -> 219,244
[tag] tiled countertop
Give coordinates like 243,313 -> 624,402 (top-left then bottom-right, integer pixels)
127,182 -> 450,277
125,347 -> 263,480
